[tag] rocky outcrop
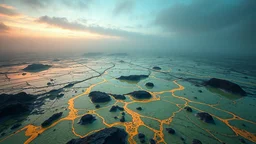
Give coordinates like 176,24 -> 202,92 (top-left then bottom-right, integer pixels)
145,82 -> 154,87
78,114 -> 96,125
138,133 -> 145,139
0,92 -> 36,119
116,75 -> 148,82
205,78 -> 246,96
88,91 -> 111,103
120,115 -> 125,122
166,128 -> 175,134
111,94 -> 126,100
95,104 -> 100,109
184,106 -> 192,112
138,133 -> 146,143
152,66 -> 161,70
23,63 -> 51,72
0,103 -> 29,118
136,107 -> 142,111
150,139 -> 156,144
128,91 -> 152,99
66,127 -> 127,144
109,105 -> 124,112
0,92 -> 35,104
196,112 -> 215,124
192,139 -> 202,144
41,112 -> 63,127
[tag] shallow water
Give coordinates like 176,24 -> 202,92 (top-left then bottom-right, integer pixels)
0,55 -> 255,144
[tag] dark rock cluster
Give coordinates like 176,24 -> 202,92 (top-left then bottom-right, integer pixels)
0,92 -> 35,119
138,133 -> 146,143
95,104 -> 100,109
145,82 -> 154,88
117,75 -> 148,82
120,115 -> 125,122
196,112 -> 215,124
128,91 -> 152,99
205,78 -> 246,96
109,105 -> 124,112
66,127 -> 127,144
152,66 -> 161,70
88,91 -> 111,103
184,106 -> 192,112
192,139 -> 202,144
149,139 -> 156,144
166,128 -> 175,134
23,63 -> 51,72
41,112 -> 63,127
78,114 -> 96,125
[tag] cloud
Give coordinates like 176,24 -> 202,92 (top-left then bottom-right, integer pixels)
19,0 -> 50,9
18,0 -> 92,9
0,22 -> 9,31
154,0 -> 256,53
155,0 -> 255,34
36,15 -> 142,38
113,0 -> 135,15
0,4 -> 19,16
62,0 -> 93,9
36,16 -> 85,31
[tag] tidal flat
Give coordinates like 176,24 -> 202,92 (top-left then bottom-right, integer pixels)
0,55 -> 255,144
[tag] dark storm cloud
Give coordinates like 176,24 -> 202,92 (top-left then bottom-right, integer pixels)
0,4 -> 19,16
0,22 -> 9,31
155,0 -> 255,34
113,0 -> 135,15
155,0 -> 256,53
36,15 -> 142,38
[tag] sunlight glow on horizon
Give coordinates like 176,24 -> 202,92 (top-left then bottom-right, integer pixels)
0,4 -> 123,40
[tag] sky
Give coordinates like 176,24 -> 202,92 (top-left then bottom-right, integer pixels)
0,0 -> 255,58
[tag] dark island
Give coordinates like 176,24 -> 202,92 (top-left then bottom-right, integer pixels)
196,112 -> 215,124
23,63 -> 51,72
78,114 -> 96,125
152,66 -> 161,70
66,127 -> 127,144
166,128 -> 175,134
116,75 -> 148,82
145,82 -> 154,88
88,91 -> 111,103
0,92 -> 35,119
192,139 -> 202,144
128,91 -> 152,99
41,112 -> 63,127
109,105 -> 124,112
205,78 -> 246,96
184,106 -> 192,112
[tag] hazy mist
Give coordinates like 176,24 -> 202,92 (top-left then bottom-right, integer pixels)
0,0 -> 255,59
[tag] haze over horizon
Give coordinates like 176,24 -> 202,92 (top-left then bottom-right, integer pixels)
0,0 -> 255,58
